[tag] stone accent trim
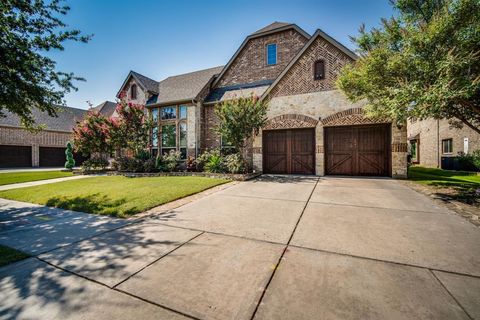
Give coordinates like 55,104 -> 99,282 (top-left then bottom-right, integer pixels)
321,108 -> 388,127
252,147 -> 262,154
392,143 -> 408,152
316,145 -> 324,153
263,114 -> 318,130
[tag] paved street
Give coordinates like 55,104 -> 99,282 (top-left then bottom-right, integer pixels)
1,176 -> 479,319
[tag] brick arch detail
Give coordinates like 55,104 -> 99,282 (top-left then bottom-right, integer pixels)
321,108 -> 389,127
263,114 -> 319,130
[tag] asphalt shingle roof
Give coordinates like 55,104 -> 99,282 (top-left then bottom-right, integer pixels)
91,101 -> 117,117
205,80 -> 274,103
130,71 -> 159,94
148,66 -> 224,105
251,22 -> 292,35
0,106 -> 87,132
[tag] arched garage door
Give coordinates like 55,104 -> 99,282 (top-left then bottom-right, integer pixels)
325,124 -> 391,176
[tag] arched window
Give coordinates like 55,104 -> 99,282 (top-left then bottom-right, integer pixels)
131,84 -> 137,99
314,60 -> 325,80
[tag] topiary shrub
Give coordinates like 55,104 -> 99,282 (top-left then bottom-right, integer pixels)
64,141 -> 75,170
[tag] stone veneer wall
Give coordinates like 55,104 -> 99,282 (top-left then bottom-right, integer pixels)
124,78 -> 148,105
216,29 -> 308,87
0,126 -> 72,166
251,91 -> 408,178
407,118 -> 480,168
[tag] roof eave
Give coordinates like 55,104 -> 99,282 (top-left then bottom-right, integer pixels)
146,98 -> 195,108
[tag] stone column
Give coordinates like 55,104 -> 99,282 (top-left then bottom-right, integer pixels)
187,104 -> 197,157
252,130 -> 263,172
315,124 -> 325,176
391,123 -> 408,178
32,144 -> 39,167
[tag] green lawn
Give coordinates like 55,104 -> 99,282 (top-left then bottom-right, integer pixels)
408,166 -> 480,205
0,245 -> 30,267
0,170 -> 74,186
0,176 -> 228,218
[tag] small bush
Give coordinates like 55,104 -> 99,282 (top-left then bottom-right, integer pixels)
457,150 -> 480,172
113,156 -> 144,172
82,156 -> 109,171
135,149 -> 151,161
143,158 -> 157,173
204,153 -> 225,173
224,153 -> 244,174
196,148 -> 221,171
156,150 -> 181,172
186,156 -> 196,172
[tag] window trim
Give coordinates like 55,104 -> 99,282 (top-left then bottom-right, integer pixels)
160,105 -> 177,120
409,139 -> 419,163
154,105 -> 189,160
266,43 -> 277,66
442,138 -> 453,154
314,60 -> 325,80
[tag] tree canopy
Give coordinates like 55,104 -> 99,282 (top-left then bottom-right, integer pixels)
337,0 -> 480,133
0,0 -> 91,128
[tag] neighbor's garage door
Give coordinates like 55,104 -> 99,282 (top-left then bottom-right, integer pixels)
325,124 -> 390,176
39,147 -> 65,167
0,145 -> 32,167
263,128 -> 315,174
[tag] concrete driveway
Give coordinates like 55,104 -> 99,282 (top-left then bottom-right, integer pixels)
1,176 -> 479,319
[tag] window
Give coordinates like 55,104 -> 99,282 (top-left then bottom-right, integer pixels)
152,126 -> 158,147
410,139 -> 418,163
179,105 -> 187,119
152,108 -> 159,122
131,84 -> 137,99
314,60 -> 325,80
161,106 -> 176,120
442,139 -> 453,154
179,122 -> 187,159
161,124 -> 176,155
266,43 -> 277,65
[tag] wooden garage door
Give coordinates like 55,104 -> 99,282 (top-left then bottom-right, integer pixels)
0,145 -> 32,167
263,128 -> 315,175
39,147 -> 65,167
325,124 -> 390,176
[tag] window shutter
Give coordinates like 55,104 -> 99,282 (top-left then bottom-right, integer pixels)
314,60 -> 325,80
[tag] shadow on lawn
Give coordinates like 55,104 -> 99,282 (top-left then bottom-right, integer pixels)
45,194 -> 131,218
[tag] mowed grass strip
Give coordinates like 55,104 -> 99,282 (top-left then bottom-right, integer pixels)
0,171 -> 74,186
0,245 -> 30,267
0,176 -> 228,218
408,166 -> 480,187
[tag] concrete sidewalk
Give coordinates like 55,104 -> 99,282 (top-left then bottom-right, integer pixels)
0,176 -> 479,319
0,175 -> 91,191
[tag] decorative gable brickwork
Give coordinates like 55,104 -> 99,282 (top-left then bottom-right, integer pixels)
216,29 -> 307,88
269,35 -> 354,97
263,114 -> 318,130
321,108 -> 388,127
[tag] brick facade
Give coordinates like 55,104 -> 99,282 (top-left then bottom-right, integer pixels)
216,29 -> 307,87
269,35 -> 354,97
407,118 -> 480,168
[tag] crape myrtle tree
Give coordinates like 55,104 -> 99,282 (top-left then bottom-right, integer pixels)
0,0 -> 92,129
214,95 -> 269,170
72,111 -> 111,158
109,93 -> 153,157
336,0 -> 480,133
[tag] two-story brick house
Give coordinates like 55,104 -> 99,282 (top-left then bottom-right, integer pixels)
119,22 -> 407,178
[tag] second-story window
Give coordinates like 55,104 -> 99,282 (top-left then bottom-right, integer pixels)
266,43 -> 277,65
314,60 -> 325,80
131,84 -> 137,99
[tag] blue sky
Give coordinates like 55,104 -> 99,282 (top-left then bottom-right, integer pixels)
52,0 -> 395,109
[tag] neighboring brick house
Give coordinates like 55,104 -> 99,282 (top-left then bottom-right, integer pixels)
407,118 -> 480,168
136,22 -> 408,178
0,106 -> 87,167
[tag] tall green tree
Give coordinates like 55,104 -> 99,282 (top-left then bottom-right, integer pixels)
0,0 -> 91,128
337,0 -> 480,133
214,95 -> 268,169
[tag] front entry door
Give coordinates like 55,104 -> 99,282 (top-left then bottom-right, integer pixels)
263,128 -> 315,175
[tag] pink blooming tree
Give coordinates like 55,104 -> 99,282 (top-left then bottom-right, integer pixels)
73,111 -> 111,157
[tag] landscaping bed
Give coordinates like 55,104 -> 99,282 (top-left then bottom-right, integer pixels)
0,170 -> 74,186
0,176 -> 229,218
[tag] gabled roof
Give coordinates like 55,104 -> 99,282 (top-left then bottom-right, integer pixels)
116,70 -> 159,98
251,22 -> 292,36
0,106 -> 87,132
147,66 -> 224,106
261,29 -> 358,100
91,101 -> 117,117
212,22 -> 310,89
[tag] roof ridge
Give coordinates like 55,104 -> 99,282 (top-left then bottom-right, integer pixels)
162,65 -> 224,81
